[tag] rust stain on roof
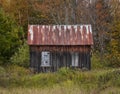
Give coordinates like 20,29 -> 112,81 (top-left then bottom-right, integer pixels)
28,25 -> 93,45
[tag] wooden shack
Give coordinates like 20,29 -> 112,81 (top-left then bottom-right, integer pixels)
27,25 -> 93,72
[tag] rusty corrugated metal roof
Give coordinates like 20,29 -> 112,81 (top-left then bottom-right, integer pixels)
28,25 -> 93,45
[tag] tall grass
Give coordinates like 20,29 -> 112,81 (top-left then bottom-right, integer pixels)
0,66 -> 120,93
0,85 -> 120,94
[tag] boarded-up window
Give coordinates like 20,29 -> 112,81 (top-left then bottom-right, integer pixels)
41,52 -> 50,67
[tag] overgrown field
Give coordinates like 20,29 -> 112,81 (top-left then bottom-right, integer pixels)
0,65 -> 120,94
0,86 -> 120,94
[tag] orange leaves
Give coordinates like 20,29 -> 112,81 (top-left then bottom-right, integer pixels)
96,2 -> 102,9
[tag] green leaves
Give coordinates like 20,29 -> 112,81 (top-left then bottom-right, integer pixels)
10,42 -> 29,68
0,9 -> 22,63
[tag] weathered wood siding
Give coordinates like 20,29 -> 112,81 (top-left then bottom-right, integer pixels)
29,45 -> 91,72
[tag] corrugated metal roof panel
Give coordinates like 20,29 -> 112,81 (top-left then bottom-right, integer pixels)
28,25 -> 93,45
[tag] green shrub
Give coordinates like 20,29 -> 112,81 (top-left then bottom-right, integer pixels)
0,65 -> 30,88
57,67 -> 74,76
6,65 -> 30,77
10,42 -> 29,68
91,53 -> 108,69
0,66 -> 6,76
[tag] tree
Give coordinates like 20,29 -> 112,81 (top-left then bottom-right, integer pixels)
107,20 -> 120,67
0,0 -> 29,26
106,0 -> 120,67
89,0 -> 111,60
30,0 -> 92,24
0,9 -> 22,64
28,0 -> 53,25
0,0 -> 29,39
